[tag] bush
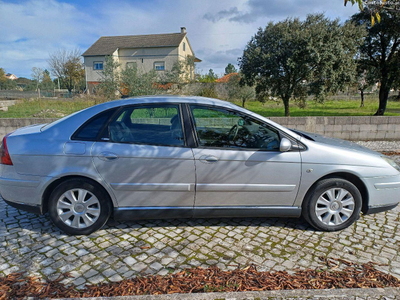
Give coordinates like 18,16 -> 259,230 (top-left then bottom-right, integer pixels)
197,84 -> 218,98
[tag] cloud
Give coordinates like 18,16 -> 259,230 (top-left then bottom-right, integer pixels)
203,0 -> 359,24
203,7 -> 239,23
196,48 -> 242,75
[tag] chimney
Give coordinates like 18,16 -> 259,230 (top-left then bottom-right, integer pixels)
181,27 -> 186,34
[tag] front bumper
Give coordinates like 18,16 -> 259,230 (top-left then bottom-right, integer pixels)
364,203 -> 398,215
363,174 -> 400,213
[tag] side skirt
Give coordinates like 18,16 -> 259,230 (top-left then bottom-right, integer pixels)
113,206 -> 301,221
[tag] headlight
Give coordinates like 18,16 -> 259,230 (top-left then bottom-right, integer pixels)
382,156 -> 400,172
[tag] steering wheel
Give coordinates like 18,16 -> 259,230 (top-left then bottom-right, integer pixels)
228,125 -> 239,143
228,125 -> 251,147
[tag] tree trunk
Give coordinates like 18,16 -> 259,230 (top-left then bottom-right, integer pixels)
283,97 -> 290,117
360,90 -> 364,107
374,82 -> 390,115
242,98 -> 246,108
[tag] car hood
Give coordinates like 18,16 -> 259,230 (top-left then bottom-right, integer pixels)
292,129 -> 381,156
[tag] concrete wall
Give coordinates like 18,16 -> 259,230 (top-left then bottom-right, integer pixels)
0,116 -> 399,141
268,116 -> 400,141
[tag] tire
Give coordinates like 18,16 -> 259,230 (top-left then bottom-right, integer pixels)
48,178 -> 112,235
302,178 -> 362,231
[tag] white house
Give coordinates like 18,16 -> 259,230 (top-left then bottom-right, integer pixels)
82,27 -> 201,92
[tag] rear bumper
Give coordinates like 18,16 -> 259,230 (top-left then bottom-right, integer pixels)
0,164 -> 50,213
3,198 -> 42,214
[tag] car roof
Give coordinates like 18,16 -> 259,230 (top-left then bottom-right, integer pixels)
94,95 -> 241,110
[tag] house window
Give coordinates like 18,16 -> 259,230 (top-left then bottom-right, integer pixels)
93,62 -> 103,70
183,42 -> 186,51
154,61 -> 165,71
126,62 -> 137,69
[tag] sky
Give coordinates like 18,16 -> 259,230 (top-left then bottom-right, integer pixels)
0,0 -> 359,79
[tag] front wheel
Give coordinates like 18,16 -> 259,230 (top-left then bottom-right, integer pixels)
48,179 -> 112,235
302,178 -> 362,231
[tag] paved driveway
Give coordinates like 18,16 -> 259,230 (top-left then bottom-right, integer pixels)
1,147 -> 399,288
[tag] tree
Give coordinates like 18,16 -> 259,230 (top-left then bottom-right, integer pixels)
356,63 -> 376,107
224,63 -> 237,75
198,69 -> 218,83
239,14 -> 364,116
344,0 -> 400,25
0,68 -> 17,90
208,69 -> 218,81
40,69 -> 54,90
121,65 -> 159,97
15,77 -> 34,90
31,67 -> 44,90
226,73 -> 255,107
48,49 -> 84,93
352,10 -> 400,115
98,56 -> 122,98
160,56 -> 196,84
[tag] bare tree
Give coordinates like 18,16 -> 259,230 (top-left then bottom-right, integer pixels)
31,67 -> 44,91
48,49 -> 84,93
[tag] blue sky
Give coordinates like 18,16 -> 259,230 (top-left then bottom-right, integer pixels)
0,0 -> 358,79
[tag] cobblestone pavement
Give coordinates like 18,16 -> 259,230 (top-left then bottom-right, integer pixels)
0,142 -> 399,289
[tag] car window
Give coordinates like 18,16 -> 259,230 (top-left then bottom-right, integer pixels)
106,104 -> 185,146
72,108 -> 117,141
190,105 -> 280,151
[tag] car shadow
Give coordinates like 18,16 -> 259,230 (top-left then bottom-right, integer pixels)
1,202 -> 315,237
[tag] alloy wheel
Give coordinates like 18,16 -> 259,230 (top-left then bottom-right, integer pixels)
56,188 -> 101,229
315,188 -> 355,226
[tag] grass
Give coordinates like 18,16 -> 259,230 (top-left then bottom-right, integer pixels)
0,94 -> 399,118
233,95 -> 400,117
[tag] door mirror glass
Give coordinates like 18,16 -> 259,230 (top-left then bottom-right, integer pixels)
280,138 -> 292,152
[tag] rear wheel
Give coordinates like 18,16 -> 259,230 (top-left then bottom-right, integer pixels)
302,178 -> 362,231
48,179 -> 112,235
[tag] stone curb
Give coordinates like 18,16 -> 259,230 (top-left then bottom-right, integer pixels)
61,287 -> 400,300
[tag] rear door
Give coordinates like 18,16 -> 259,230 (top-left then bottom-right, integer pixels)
90,103 -> 196,217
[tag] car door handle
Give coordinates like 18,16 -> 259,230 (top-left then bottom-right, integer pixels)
199,155 -> 219,163
98,152 -> 119,161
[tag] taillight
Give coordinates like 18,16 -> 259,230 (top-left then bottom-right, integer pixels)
0,133 -> 13,165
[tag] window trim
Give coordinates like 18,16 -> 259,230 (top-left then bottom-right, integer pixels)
187,104 -> 294,152
154,61 -> 165,71
93,61 -> 104,70
183,42 -> 186,51
97,103 -> 188,148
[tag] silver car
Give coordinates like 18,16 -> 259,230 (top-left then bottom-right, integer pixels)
0,96 -> 399,235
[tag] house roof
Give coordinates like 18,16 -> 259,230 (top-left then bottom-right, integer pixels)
216,73 -> 239,83
82,32 -> 187,56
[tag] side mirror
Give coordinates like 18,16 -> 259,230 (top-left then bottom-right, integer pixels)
280,138 -> 292,152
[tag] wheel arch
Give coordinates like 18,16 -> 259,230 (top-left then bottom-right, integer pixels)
42,175 -> 115,214
303,172 -> 369,214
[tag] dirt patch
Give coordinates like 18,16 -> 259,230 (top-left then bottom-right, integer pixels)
382,151 -> 400,156
1,257 -> 399,299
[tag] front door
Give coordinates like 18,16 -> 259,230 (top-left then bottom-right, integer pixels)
91,103 -> 195,218
188,105 -> 301,217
